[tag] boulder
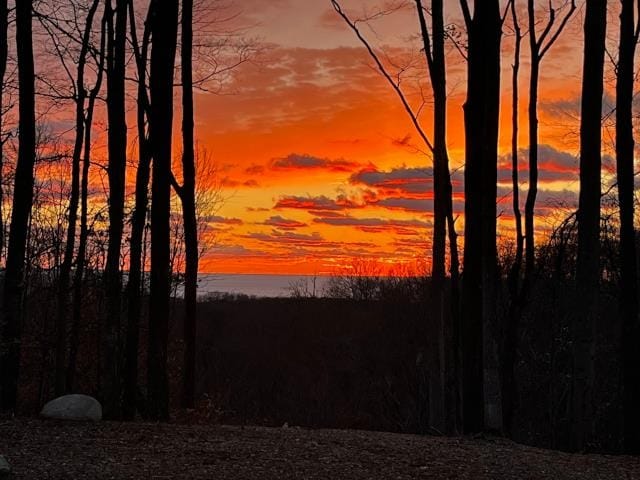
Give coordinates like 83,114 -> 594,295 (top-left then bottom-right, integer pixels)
40,394 -> 102,421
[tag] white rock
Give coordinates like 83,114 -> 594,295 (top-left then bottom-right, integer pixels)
40,394 -> 102,421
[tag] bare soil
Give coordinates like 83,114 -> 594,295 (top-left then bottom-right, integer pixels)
0,418 -> 639,479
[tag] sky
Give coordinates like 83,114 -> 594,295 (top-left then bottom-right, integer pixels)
189,0 -> 619,275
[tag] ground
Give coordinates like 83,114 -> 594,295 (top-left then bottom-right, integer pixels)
0,419 -> 639,479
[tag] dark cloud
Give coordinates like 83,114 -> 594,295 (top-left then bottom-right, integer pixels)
350,166 -> 433,195
270,153 -> 359,172
261,215 -> 308,230
203,215 -> 243,225
274,194 -> 364,211
375,197 -> 432,212
221,177 -> 260,188
246,230 -> 329,248
498,144 -> 579,184
246,207 -> 271,212
245,165 -> 266,175
313,214 -> 430,235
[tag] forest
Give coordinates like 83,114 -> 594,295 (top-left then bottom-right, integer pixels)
0,0 -> 638,468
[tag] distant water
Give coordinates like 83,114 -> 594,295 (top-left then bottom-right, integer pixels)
195,274 -> 331,298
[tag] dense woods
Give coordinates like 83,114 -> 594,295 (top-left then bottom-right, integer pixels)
0,0 -> 638,457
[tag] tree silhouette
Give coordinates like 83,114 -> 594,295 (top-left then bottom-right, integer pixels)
67,3 -> 107,393
572,0 -> 607,452
148,0 -> 179,421
34,0 -> 104,398
103,0 -> 128,419
1,0 -> 36,412
123,0 -> 152,421
415,0 -> 460,434
524,0 -> 576,279
459,0 -> 503,433
503,0 -> 524,435
615,0 -> 640,454
0,0 -> 7,263
178,0 -> 199,410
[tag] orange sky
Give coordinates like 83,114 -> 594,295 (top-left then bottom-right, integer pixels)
187,0 -> 625,275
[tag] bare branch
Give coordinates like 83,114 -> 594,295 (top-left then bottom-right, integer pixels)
330,0 -> 434,153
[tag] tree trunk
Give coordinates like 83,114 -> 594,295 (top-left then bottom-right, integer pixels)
148,0 -> 179,421
524,0 -> 540,279
67,7 -> 107,393
572,0 -> 607,452
503,0 -> 523,434
0,0 -> 7,262
1,0 -> 36,412
55,0 -> 101,397
103,0 -> 128,419
180,0 -> 199,410
123,2 -> 152,420
616,0 -> 639,455
460,0 -> 502,433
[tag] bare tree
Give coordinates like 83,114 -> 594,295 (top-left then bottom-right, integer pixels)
178,0 -> 199,410
502,0 -> 525,435
34,0 -> 103,397
458,0 -> 503,433
1,0 -> 36,412
148,0 -> 179,421
67,0 -> 107,394
615,0 -> 640,455
415,0 -> 460,434
572,0 -> 607,452
123,0 -> 152,420
103,0 -> 128,419
0,0 -> 7,263
524,0 -> 576,278
330,0 -> 461,433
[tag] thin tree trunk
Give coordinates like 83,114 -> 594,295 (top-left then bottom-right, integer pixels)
523,0 -> 577,278
616,0 -> 640,455
148,0 -> 179,421
67,8 -> 107,393
415,0 -> 445,434
524,0 -> 539,278
460,0 -> 502,433
103,0 -> 128,419
55,0 -> 101,397
123,1 -> 152,420
503,0 -> 523,434
1,0 -> 36,412
572,0 -> 607,452
0,0 -> 7,263
180,0 -> 199,410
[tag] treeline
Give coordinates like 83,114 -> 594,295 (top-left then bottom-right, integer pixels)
0,0 -> 248,421
333,0 -> 639,453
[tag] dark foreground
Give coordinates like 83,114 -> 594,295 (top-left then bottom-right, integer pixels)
0,419 -> 638,479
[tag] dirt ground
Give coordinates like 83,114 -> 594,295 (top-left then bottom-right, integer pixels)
0,418 -> 639,479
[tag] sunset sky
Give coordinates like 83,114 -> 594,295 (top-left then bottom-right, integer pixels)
190,0 -> 619,274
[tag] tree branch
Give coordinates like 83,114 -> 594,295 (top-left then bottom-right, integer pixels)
330,0 -> 434,154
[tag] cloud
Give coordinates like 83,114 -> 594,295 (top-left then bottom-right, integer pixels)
245,165 -> 266,175
261,215 -> 308,230
274,194 -> 364,211
375,197 -> 433,212
221,177 -> 260,188
313,214 -> 430,235
540,93 -> 615,120
350,166 -> 433,196
270,153 -> 360,172
246,207 -> 271,212
203,215 -> 243,225
498,144 -> 579,185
